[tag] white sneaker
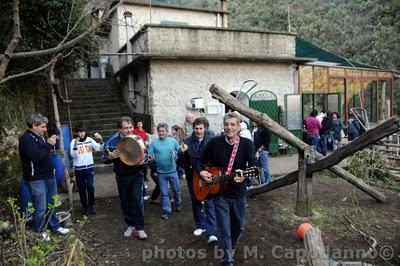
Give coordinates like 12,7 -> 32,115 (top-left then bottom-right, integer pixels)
143,195 -> 150,201
124,226 -> 135,237
133,229 -> 148,240
193,228 -> 206,236
207,235 -> 218,244
56,227 -> 70,235
41,232 -> 50,241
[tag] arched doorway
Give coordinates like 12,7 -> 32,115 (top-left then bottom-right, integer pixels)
249,90 -> 279,154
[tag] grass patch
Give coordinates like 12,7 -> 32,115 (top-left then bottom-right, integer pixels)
271,201 -> 395,240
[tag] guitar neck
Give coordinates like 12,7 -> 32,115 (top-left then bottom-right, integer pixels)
212,172 -> 236,184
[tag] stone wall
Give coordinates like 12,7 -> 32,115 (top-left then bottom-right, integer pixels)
148,60 -> 296,133
146,26 -> 296,58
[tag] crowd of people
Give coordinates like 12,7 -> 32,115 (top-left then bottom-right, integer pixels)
19,111 -> 273,265
303,109 -> 366,155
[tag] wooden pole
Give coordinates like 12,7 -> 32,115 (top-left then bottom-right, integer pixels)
51,83 -> 74,209
296,146 -> 314,217
209,84 -> 390,203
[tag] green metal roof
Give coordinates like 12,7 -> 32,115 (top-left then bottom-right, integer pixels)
296,37 -> 379,69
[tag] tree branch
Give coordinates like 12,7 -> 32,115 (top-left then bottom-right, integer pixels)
10,0 -> 123,59
0,56 -> 59,84
0,0 -> 21,81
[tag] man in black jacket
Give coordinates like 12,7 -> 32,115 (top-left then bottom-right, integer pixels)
19,114 -> 70,241
180,117 -> 217,244
200,112 -> 257,266
102,116 -> 147,240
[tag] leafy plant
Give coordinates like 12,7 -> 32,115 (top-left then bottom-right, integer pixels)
3,197 -> 86,265
347,146 -> 399,190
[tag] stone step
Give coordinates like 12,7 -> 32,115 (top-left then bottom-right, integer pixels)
68,91 -> 122,100
65,105 -> 127,113
66,79 -> 117,88
70,117 -> 121,127
66,103 -> 125,111
67,97 -> 123,105
83,122 -> 117,131
59,111 -> 126,121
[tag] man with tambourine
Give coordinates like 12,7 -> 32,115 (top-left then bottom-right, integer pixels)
102,116 -> 148,240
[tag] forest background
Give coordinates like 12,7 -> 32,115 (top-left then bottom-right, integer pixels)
157,0 -> 400,70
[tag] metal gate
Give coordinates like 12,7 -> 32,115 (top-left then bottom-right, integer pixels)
249,90 -> 279,154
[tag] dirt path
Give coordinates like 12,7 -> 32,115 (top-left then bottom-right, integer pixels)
76,175 -> 400,265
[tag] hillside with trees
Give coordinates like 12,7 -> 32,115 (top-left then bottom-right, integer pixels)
155,0 -> 400,70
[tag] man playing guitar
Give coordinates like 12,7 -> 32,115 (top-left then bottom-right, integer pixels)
199,112 -> 258,266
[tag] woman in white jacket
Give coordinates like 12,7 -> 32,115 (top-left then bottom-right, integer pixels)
70,125 -> 104,214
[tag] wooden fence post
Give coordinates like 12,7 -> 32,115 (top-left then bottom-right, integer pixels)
296,146 -> 314,217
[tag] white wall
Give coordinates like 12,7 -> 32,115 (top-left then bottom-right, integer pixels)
114,4 -> 219,49
149,60 -> 297,133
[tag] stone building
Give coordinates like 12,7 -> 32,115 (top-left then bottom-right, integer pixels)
102,0 -> 309,132
98,0 -> 396,133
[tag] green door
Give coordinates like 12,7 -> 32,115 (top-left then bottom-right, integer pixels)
250,90 -> 278,154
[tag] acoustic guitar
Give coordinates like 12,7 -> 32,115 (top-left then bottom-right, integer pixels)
193,166 -> 260,201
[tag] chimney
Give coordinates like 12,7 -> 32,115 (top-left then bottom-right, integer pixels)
220,0 -> 228,27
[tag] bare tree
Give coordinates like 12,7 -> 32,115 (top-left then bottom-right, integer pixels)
0,0 -> 124,84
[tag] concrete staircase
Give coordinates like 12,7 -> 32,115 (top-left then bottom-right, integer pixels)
58,78 -> 131,170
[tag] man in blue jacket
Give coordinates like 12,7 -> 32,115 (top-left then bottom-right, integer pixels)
180,117 -> 217,244
102,116 -> 147,240
19,114 -> 70,241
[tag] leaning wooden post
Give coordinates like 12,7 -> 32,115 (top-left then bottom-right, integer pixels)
49,60 -> 74,210
51,84 -> 74,209
296,146 -> 314,217
304,227 -> 329,266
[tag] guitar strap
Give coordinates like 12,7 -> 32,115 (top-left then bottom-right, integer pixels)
226,136 -> 240,175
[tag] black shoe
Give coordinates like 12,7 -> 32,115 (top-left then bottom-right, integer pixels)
82,206 -> 88,214
88,206 -> 96,215
173,206 -> 182,212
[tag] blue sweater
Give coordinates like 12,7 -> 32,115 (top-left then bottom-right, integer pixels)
19,131 -> 54,181
148,137 -> 179,174
102,133 -> 144,176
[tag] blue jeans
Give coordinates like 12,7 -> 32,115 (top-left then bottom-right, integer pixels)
20,180 -> 32,217
317,134 -> 328,156
348,131 -> 359,141
75,167 -> 95,209
307,135 -> 319,147
214,196 -> 246,266
28,177 -> 60,233
186,175 -> 216,236
158,171 -> 181,215
115,173 -> 145,230
258,150 -> 271,184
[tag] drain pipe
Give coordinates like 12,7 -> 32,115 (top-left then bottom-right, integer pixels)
220,0 -> 228,28
124,11 -> 134,93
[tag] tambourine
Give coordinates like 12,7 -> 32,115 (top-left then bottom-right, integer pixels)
117,135 -> 145,166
